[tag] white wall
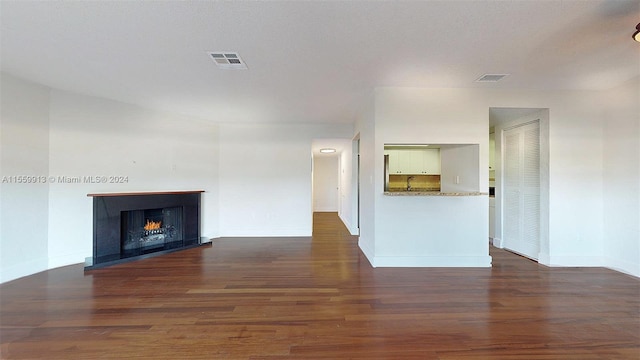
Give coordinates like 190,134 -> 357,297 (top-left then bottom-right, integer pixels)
603,77 -> 640,276
313,155 -> 339,212
46,90 -> 220,268
440,144 -> 480,193
354,90 -> 376,263
0,74 -> 353,283
2,71 -> 637,281
338,142 -> 357,234
485,89 -> 605,267
0,74 -> 221,282
0,74 -> 51,282
356,85 -> 630,271
217,123 -> 352,237
372,87 -> 491,267
546,104 -> 604,265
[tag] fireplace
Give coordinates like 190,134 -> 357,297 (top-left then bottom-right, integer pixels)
86,191 -> 204,269
121,206 -> 183,254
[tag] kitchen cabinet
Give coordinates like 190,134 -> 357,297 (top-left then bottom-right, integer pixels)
386,149 -> 440,175
421,149 -> 440,174
386,149 -> 406,174
385,149 -> 401,174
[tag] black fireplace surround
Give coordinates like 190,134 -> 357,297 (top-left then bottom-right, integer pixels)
86,191 -> 203,270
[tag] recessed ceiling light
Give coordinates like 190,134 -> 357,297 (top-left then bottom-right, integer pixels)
319,148 -> 336,153
476,74 -> 509,82
634,23 -> 640,42
207,52 -> 248,70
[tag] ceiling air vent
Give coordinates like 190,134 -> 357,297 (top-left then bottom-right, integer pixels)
475,74 -> 509,82
207,52 -> 248,70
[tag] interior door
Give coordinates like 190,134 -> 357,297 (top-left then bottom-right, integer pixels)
312,156 -> 339,212
503,121 -> 540,260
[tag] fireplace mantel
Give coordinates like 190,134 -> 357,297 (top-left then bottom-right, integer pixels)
88,190 -> 204,197
86,190 -> 205,270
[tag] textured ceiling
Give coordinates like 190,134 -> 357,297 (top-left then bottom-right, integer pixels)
1,1 -> 638,124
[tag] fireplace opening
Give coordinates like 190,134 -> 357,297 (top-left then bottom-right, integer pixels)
121,206 -> 184,257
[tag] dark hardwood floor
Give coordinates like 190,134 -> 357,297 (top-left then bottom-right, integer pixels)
1,212 -> 638,359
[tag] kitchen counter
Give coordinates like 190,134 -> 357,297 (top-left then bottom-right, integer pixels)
384,191 -> 488,196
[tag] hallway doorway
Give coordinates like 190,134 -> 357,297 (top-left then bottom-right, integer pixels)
311,138 -> 357,235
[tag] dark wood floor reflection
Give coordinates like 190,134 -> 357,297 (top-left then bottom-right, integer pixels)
1,212 -> 638,359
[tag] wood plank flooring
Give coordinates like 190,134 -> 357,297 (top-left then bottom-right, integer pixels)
1,212 -> 638,359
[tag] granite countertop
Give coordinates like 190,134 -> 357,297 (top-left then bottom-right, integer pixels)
384,191 -> 489,196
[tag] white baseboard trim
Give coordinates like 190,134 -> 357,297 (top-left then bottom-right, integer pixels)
372,255 -> 492,268
0,257 -> 49,284
533,253 -> 639,278
492,237 -> 503,248
338,212 -> 351,232
603,257 -> 640,278
220,229 -> 312,237
338,213 -> 359,236
358,240 -> 375,267
541,255 -> 603,267
538,252 -> 551,266
48,251 -> 87,269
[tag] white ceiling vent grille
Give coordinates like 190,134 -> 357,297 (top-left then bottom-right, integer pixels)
476,74 -> 509,82
207,52 -> 248,70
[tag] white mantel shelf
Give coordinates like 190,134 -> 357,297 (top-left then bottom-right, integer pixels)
383,191 -> 488,196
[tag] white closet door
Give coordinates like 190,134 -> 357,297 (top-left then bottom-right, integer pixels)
504,130 -> 522,254
503,121 -> 540,260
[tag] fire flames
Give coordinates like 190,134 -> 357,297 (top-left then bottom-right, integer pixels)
144,219 -> 162,231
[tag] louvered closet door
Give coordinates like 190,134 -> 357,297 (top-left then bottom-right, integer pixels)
503,121 -> 540,260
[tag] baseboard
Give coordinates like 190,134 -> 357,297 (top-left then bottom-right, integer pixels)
358,240 -> 375,267
0,257 -> 49,284
219,229 -> 312,237
372,255 -> 492,268
603,257 -> 640,278
538,252 -> 551,265
48,251 -> 87,269
542,255 -> 603,267
536,253 -> 638,277
338,213 -> 359,236
492,237 -> 503,248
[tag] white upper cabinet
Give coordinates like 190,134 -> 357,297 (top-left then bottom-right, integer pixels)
386,149 -> 407,174
421,149 -> 441,174
387,149 -> 440,175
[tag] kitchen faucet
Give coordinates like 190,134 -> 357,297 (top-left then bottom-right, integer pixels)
407,176 -> 415,191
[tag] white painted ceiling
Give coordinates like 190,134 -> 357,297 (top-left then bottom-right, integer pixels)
1,1 -> 638,124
